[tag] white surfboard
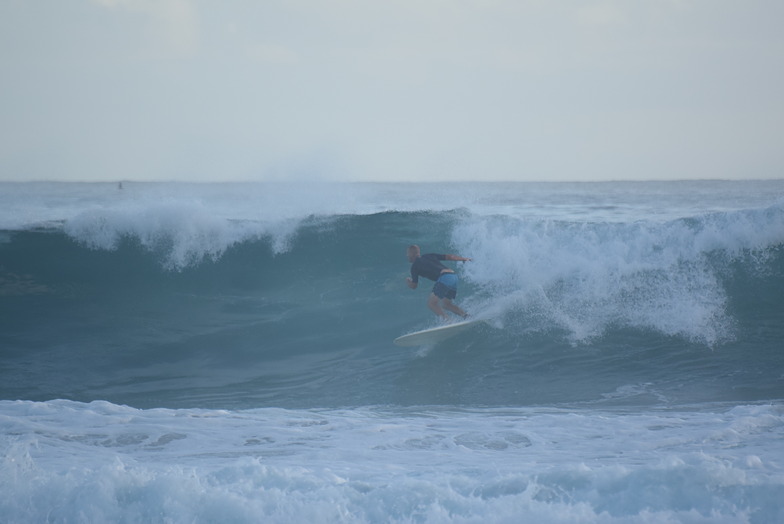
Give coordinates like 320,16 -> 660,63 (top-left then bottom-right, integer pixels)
393,319 -> 484,347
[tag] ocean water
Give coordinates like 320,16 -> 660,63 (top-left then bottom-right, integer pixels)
1,180 -> 783,523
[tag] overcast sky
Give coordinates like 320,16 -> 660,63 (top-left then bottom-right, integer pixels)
1,0 -> 782,182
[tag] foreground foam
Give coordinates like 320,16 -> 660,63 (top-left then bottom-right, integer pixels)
1,400 -> 782,523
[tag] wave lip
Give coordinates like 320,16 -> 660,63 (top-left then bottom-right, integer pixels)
62,202 -> 280,270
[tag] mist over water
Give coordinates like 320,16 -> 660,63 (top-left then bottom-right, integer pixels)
1,181 -> 783,522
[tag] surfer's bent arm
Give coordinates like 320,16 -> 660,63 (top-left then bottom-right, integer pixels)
445,254 -> 472,262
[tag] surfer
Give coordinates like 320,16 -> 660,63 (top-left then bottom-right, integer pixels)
406,244 -> 471,321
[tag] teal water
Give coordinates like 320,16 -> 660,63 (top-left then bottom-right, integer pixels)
1,181 -> 783,522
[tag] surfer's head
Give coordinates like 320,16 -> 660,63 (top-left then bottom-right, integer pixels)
407,244 -> 420,263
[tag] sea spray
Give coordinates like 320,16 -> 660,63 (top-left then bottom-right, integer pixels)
453,203 -> 784,345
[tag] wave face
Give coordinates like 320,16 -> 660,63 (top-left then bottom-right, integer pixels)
2,181 -> 784,523
1,181 -> 782,409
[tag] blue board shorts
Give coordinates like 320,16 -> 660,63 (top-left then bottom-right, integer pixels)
432,272 -> 458,300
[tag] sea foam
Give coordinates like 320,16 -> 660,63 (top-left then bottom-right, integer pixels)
2,400 -> 782,523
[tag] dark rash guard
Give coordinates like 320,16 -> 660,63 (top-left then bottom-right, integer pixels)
410,254 -> 449,283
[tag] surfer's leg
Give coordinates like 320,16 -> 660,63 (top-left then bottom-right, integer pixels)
442,298 -> 468,319
428,293 -> 449,320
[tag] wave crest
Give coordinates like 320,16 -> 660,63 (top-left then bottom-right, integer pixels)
455,203 -> 784,345
63,202 -> 304,270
